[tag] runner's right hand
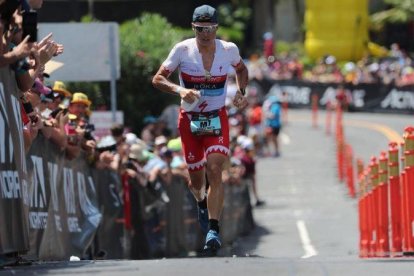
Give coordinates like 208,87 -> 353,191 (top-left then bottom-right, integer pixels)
179,88 -> 201,103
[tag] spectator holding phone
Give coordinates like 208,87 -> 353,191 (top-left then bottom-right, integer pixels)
42,81 -> 74,153
62,92 -> 94,159
6,8 -> 41,92
0,1 -> 33,69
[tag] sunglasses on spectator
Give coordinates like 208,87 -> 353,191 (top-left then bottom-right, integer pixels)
193,24 -> 218,33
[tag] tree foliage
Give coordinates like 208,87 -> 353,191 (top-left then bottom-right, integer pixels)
117,13 -> 186,132
216,1 -> 251,48
370,0 -> 414,30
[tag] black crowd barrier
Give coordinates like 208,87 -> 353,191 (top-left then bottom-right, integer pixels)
251,78 -> 414,114
26,137 -> 103,260
93,169 -> 125,259
0,67 -> 30,256
124,173 -> 254,258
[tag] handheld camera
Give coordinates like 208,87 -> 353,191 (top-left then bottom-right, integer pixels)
22,10 -> 37,42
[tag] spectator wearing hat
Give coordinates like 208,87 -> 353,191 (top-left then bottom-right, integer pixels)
44,88 -> 61,113
52,81 -> 72,100
70,92 -> 97,159
46,81 -> 72,121
167,137 -> 186,169
53,92 -> 95,160
68,92 -> 91,117
95,135 -> 118,170
159,147 -> 173,169
154,135 -> 168,155
28,78 -> 59,139
123,143 -> 151,259
125,132 -> 146,149
26,78 -> 52,110
143,145 -> 171,188
31,78 -> 53,118
167,137 -> 189,180
126,143 -> 151,181
146,135 -> 172,187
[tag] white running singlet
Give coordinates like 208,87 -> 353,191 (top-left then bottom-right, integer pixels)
162,38 -> 242,112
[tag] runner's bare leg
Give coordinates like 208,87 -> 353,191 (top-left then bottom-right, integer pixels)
188,169 -> 206,201
205,153 -> 227,220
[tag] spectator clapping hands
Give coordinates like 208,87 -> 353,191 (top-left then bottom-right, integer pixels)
38,33 -> 64,65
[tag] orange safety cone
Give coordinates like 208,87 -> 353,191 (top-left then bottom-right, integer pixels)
400,145 -> 409,254
335,102 -> 343,139
345,144 -> 356,198
337,135 -> 345,182
368,157 -> 379,257
402,127 -> 414,255
377,151 -> 390,257
388,142 -> 402,256
358,159 -> 369,258
336,116 -> 345,182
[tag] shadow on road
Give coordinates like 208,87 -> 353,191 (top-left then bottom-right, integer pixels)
226,223 -> 271,257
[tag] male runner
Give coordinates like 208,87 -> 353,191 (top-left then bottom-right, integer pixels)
152,4 -> 248,255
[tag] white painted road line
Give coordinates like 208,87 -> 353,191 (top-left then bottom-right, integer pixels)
296,220 -> 318,259
280,132 -> 291,145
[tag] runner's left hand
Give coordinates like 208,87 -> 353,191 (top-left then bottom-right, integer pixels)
233,90 -> 248,109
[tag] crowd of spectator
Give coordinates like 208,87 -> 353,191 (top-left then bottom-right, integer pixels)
247,41 -> 414,87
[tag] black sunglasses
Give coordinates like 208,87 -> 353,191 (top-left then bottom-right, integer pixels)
193,24 -> 218,33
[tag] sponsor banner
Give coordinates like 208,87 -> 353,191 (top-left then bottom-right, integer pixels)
164,175 -> 202,256
221,182 -> 253,245
27,137 -> 102,260
256,78 -> 414,113
93,169 -> 126,259
0,68 -> 30,255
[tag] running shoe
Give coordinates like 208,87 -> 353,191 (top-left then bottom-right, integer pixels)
202,230 -> 221,256
198,206 -> 209,235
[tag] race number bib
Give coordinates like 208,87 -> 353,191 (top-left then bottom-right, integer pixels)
190,113 -> 222,136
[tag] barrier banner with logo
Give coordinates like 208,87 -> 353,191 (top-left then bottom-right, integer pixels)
0,69 -> 30,255
164,175 -> 203,256
255,78 -> 414,113
221,182 -> 254,245
26,137 -> 102,260
93,169 -> 126,259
